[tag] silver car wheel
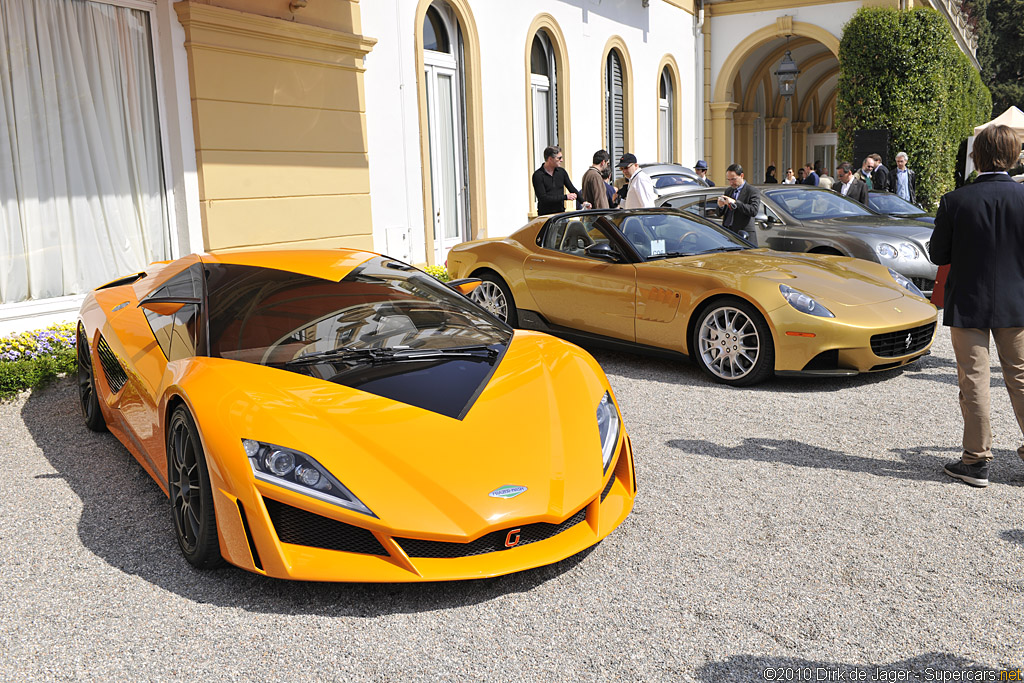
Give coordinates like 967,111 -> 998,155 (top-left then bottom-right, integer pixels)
470,281 -> 508,322
697,305 -> 760,380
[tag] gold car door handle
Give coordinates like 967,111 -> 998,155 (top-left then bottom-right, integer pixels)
527,257 -> 545,269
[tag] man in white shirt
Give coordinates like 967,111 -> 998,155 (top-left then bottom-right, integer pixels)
618,153 -> 656,209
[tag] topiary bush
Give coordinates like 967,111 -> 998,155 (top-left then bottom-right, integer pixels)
837,7 -> 991,208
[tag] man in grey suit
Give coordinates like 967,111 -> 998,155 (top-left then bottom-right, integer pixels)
833,161 -> 869,205
930,124 -> 1024,488
717,163 -> 761,246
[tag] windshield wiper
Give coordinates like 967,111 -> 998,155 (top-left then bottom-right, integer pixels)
283,344 -> 498,367
697,246 -> 746,254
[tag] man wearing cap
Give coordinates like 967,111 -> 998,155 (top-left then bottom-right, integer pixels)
694,160 -> 714,187
619,153 -> 656,209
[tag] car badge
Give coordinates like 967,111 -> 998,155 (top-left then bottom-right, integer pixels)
112,301 -> 129,312
894,306 -> 902,313
505,528 -> 522,548
489,485 -> 527,499
905,332 -> 913,349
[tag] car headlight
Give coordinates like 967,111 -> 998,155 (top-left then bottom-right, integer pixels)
596,392 -> 620,473
898,242 -> 919,259
877,243 -> 898,259
780,284 -> 835,318
887,268 -> 925,298
243,439 -> 375,517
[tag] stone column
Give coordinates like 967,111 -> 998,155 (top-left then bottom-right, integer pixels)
732,111 -> 759,176
709,101 -> 738,186
765,117 -> 787,176
791,121 -> 811,172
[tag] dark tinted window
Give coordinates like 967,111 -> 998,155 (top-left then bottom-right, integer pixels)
144,304 -> 199,361
204,257 -> 510,366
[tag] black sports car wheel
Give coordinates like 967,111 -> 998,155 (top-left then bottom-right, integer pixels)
692,298 -> 774,386
167,406 -> 225,569
76,324 -> 106,432
470,273 -> 518,326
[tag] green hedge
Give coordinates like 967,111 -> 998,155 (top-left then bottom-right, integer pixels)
836,7 -> 991,208
0,349 -> 76,400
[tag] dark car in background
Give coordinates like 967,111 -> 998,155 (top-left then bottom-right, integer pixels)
657,184 -> 937,295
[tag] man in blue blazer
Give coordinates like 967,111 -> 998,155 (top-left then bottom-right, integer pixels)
930,124 -> 1024,488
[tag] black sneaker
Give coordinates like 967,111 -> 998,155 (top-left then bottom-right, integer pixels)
943,459 -> 990,488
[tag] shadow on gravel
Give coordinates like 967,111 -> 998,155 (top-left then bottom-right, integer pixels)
1001,529 -> 1024,547
667,437 -> 961,482
587,347 -> 920,394
696,654 -> 1001,683
22,380 -> 592,616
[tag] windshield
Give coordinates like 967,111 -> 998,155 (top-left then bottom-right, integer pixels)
204,257 -> 511,366
869,193 -> 920,215
608,211 -> 749,260
764,187 -> 873,220
653,174 -> 700,190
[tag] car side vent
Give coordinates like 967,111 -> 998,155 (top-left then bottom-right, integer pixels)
96,335 -> 128,394
95,272 -> 146,290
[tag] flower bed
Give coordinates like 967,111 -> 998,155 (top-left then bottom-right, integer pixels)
0,322 -> 77,400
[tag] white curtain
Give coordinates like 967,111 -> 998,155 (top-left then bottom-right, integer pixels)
0,0 -> 170,305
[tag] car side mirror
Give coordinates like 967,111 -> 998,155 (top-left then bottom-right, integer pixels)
446,278 -> 482,296
584,242 -> 621,262
138,300 -> 188,316
754,212 -> 772,229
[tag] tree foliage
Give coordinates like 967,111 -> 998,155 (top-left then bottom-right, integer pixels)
836,7 -> 991,207
965,0 -> 1024,115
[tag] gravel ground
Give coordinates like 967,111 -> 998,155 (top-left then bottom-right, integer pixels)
1,325 -> 1022,681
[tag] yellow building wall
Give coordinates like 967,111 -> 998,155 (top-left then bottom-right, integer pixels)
173,1 -> 376,252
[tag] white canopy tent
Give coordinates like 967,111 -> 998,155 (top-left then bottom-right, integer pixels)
965,106 -> 1024,177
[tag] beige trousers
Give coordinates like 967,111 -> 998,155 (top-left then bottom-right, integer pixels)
950,327 -> 1024,463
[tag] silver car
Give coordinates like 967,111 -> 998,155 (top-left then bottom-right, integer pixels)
657,184 -> 937,295
640,163 -> 710,196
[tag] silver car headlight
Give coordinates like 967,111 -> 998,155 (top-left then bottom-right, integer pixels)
596,392 -> 620,473
243,439 -> 375,517
888,268 -> 925,299
877,243 -> 898,259
898,242 -> 920,259
780,284 -> 835,318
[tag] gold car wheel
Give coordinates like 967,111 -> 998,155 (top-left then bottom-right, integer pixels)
696,305 -> 762,382
167,406 -> 225,569
471,280 -> 509,323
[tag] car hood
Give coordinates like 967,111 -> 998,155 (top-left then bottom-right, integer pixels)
800,215 -> 933,243
657,250 -> 906,306
181,331 -> 612,538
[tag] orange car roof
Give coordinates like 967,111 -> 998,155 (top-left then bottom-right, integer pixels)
199,248 -> 378,281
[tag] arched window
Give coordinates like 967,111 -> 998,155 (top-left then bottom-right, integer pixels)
530,31 -> 558,170
423,6 -> 449,53
605,49 -> 625,182
658,68 -> 674,163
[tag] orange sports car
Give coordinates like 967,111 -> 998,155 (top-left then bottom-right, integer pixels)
76,249 -> 635,582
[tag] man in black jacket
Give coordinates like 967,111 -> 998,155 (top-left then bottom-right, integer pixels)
532,146 -> 578,215
869,153 -> 889,195
833,161 -> 869,205
930,124 -> 1024,488
716,163 -> 761,246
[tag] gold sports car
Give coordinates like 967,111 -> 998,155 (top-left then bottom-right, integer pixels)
76,249 -> 635,581
447,208 -> 938,386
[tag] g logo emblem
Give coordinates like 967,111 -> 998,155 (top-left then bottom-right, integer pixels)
505,528 -> 521,548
